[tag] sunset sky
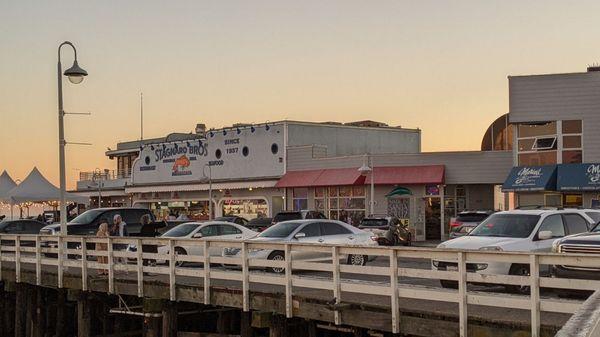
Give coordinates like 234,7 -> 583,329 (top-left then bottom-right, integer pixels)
1,0 -> 600,188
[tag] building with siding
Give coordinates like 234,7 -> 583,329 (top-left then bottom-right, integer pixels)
503,67 -> 600,208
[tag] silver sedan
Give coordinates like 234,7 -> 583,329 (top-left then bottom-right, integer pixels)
237,219 -> 378,273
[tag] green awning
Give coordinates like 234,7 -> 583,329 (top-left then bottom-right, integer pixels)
386,186 -> 412,197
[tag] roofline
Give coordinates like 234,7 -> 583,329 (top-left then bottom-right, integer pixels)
508,70 -> 596,79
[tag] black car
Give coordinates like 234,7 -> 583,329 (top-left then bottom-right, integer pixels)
0,220 -> 48,246
39,207 -> 164,236
552,222 -> 600,282
245,217 -> 273,232
214,216 -> 249,226
272,211 -> 326,224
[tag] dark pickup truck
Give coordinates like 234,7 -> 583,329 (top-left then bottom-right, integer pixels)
39,207 -> 169,236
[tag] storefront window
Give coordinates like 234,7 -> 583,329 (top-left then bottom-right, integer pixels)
319,186 -> 366,225
518,152 -> 557,166
149,200 -> 211,221
563,194 -> 583,207
544,194 -> 562,207
222,198 -> 268,219
292,188 -> 308,211
517,120 -> 583,166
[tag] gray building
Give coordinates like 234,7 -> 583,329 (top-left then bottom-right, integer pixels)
504,67 -> 600,208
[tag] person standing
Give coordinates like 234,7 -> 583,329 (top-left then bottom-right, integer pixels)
96,221 -> 110,275
111,214 -> 128,265
139,214 -> 159,267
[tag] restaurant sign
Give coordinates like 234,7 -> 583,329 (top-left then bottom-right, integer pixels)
501,165 -> 557,192
557,163 -> 600,191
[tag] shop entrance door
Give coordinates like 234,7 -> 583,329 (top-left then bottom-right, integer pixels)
425,198 -> 441,240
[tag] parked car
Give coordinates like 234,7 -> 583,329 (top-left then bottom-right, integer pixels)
271,211 -> 326,225
0,219 -> 47,235
245,217 -> 273,232
39,207 -> 166,236
449,211 -> 494,239
551,221 -> 600,282
214,216 -> 249,226
240,219 -> 378,273
432,209 -> 598,292
358,215 -> 412,246
154,221 -> 258,266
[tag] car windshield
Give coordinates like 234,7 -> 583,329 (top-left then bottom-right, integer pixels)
162,223 -> 200,237
274,213 -> 301,222
469,214 -> 540,238
259,222 -> 302,238
360,219 -> 388,227
585,212 -> 600,225
69,209 -> 105,224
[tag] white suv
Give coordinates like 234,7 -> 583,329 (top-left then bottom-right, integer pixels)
432,209 -> 600,292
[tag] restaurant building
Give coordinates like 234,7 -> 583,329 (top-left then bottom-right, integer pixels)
501,66 -> 600,208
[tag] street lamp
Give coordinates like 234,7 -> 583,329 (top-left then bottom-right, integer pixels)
358,155 -> 375,216
57,41 -> 88,236
202,164 -> 213,220
90,168 -> 103,208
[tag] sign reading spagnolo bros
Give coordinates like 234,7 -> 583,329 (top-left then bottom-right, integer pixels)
132,124 -> 285,185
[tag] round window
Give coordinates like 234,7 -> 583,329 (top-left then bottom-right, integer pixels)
144,156 -> 151,165
242,146 -> 249,157
271,143 -> 279,154
215,149 -> 222,159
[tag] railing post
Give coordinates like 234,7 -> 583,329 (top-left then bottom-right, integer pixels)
108,237 -> 114,293
203,240 -> 211,305
57,236 -> 63,288
242,242 -> 249,312
530,254 -> 540,337
35,236 -> 41,286
458,251 -> 467,337
137,238 -> 143,297
81,237 -> 87,291
389,249 -> 399,334
332,246 -> 341,325
15,236 -> 21,283
284,244 -> 292,318
169,239 -> 176,301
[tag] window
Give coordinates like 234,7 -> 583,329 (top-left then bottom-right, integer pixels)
563,214 -> 590,234
545,194 -> 562,207
242,146 -> 249,157
292,188 -> 308,211
586,212 -> 600,224
215,149 -> 222,159
323,186 -> 366,225
298,223 -> 321,237
538,215 -> 565,238
562,120 -> 582,134
200,225 -> 220,237
563,194 -> 583,207
220,225 -> 242,235
517,122 -> 559,166
321,223 -> 352,235
532,137 -> 557,150
518,122 -> 557,138
271,143 -> 279,154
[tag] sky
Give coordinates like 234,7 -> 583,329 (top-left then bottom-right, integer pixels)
1,0 -> 600,189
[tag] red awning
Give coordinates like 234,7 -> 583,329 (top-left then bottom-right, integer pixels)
365,165 -> 445,185
276,165 -> 444,188
275,168 -> 365,188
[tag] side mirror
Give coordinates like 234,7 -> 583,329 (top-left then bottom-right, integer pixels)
192,233 -> 203,239
294,232 -> 306,239
538,230 -> 553,240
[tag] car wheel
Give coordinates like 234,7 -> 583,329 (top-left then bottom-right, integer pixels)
268,251 -> 286,274
347,254 -> 367,266
174,247 -> 187,267
506,264 -> 530,294
404,233 -> 412,246
440,280 -> 458,289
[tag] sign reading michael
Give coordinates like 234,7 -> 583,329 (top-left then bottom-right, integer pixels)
557,163 -> 600,191
502,165 -> 557,192
131,124 -> 285,185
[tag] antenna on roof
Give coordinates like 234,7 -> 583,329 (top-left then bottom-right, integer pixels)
140,92 -> 144,142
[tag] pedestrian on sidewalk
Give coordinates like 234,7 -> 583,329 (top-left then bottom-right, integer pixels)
111,214 -> 128,265
139,214 -> 159,268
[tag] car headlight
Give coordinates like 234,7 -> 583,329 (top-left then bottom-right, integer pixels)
479,246 -> 503,251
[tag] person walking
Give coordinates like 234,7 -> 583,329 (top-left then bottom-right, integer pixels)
96,221 -> 110,275
111,214 -> 128,265
139,214 -> 159,268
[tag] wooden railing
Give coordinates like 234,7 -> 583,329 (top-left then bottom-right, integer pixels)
2,234 -> 600,337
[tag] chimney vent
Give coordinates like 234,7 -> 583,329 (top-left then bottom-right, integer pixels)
195,123 -> 206,135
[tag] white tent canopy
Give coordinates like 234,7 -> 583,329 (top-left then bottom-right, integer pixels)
4,167 -> 88,204
0,171 -> 17,202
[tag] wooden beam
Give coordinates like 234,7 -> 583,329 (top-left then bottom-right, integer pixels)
162,302 -> 178,337
78,292 -> 92,337
240,311 -> 253,337
55,288 -> 67,337
269,315 -> 287,337
14,284 -> 26,337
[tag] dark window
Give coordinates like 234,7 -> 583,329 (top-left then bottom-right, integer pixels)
273,212 -> 302,223
220,225 -> 242,235
538,215 -> 565,238
22,221 -> 44,234
271,143 -> 279,154
215,149 -> 222,159
242,146 -> 249,157
200,225 -> 219,237
321,223 -> 352,236
259,222 -> 302,238
162,224 -> 200,237
298,223 -> 321,237
470,214 -> 540,238
563,214 -> 590,234
585,212 -> 600,224
4,222 -> 22,233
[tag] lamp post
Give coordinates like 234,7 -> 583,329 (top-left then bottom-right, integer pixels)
91,168 -> 103,208
203,164 -> 213,220
57,41 -> 88,236
358,155 -> 375,216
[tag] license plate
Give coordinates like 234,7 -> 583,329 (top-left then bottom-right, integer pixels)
446,265 -> 458,272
